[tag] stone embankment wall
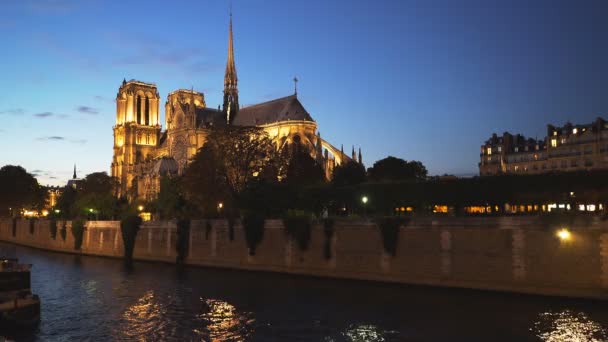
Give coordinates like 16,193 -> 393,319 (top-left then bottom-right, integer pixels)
1,217 -> 607,300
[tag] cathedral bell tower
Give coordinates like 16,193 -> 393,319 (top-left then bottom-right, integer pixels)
222,12 -> 239,124
111,79 -> 161,199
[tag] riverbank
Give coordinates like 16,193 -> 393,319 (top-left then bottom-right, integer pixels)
1,217 -> 607,300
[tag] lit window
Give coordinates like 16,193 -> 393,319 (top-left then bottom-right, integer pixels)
553,131 -> 557,136
551,139 -> 557,147
514,147 -> 519,152
497,146 -> 502,152
514,165 -> 519,171
487,147 -> 492,155
573,128 -> 578,134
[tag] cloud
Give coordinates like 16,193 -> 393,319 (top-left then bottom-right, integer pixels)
76,106 -> 98,115
36,136 -> 87,144
34,112 -> 54,118
94,95 -> 115,103
0,108 -> 25,115
37,136 -> 65,141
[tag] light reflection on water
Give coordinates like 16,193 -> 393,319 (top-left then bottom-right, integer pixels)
196,298 -> 254,341
341,324 -> 397,342
118,290 -> 166,340
533,310 -> 608,342
4,243 -> 608,341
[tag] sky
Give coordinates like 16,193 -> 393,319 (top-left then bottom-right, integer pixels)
1,0 -> 608,186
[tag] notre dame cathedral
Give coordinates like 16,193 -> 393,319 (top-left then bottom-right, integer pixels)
111,14 -> 362,200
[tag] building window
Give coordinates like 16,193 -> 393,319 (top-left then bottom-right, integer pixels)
551,138 -> 557,147
487,147 -> 492,155
573,128 -> 578,134
561,160 -> 567,168
571,159 -> 578,167
514,147 -> 519,152
585,159 -> 593,167
514,165 -> 519,172
497,146 -> 502,152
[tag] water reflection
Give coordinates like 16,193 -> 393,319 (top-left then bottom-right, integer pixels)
338,324 -> 398,342
196,298 -> 254,341
533,310 -> 608,342
119,290 -> 167,340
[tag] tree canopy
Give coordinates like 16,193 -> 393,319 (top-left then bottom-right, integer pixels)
332,161 -> 367,187
368,156 -> 428,181
0,165 -> 45,217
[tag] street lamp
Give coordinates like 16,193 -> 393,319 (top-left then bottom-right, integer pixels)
361,196 -> 368,218
138,205 -> 144,212
217,202 -> 224,217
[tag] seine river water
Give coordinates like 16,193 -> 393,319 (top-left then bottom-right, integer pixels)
1,242 -> 608,341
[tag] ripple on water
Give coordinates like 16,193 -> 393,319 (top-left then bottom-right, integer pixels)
195,298 -> 255,341
533,310 -> 608,342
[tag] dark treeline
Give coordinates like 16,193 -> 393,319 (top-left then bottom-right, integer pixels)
1,126 -> 604,220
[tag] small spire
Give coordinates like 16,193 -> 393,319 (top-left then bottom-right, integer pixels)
73,164 -> 77,179
293,76 -> 298,96
358,147 -> 362,165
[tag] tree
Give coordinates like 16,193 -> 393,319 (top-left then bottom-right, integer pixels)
283,142 -> 325,186
154,175 -> 188,219
72,172 -> 117,219
332,161 -> 367,187
182,126 -> 278,217
368,156 -> 428,181
0,165 -> 45,217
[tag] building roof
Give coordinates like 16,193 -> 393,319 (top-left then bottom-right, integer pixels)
233,95 -> 314,126
150,157 -> 178,176
196,107 -> 226,128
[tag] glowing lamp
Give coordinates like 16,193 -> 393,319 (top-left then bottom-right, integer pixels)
362,196 -> 368,204
557,228 -> 571,241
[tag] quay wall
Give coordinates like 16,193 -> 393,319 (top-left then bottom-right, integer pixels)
1,217 -> 607,300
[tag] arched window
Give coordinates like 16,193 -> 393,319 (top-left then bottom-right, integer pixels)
136,96 -> 142,124
145,97 -> 150,125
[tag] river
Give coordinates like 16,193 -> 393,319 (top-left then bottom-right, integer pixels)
1,242 -> 607,341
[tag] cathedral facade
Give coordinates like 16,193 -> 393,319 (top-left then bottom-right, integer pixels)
111,15 -> 360,200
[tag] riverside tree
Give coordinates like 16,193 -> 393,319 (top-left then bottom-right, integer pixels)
0,165 -> 45,217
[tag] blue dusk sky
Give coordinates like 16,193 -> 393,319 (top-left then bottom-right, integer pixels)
1,0 -> 607,186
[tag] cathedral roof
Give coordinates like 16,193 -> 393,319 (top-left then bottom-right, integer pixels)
196,107 -> 226,128
150,157 -> 178,176
234,95 -> 314,126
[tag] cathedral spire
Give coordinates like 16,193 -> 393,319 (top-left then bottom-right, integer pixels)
223,9 -> 239,123
73,164 -> 77,179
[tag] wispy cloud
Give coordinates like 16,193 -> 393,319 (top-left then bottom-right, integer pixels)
0,108 -> 25,115
76,106 -> 98,115
94,95 -> 115,103
37,136 -> 65,141
36,136 -> 87,144
34,112 -> 54,118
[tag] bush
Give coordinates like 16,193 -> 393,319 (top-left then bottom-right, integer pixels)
176,219 -> 190,264
242,213 -> 265,256
205,220 -> 212,240
323,218 -> 335,260
49,219 -> 57,240
120,216 -> 142,263
283,211 -> 312,251
11,218 -> 17,237
227,216 -> 236,241
375,217 -> 407,257
29,218 -> 36,235
60,221 -> 67,241
71,219 -> 86,250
